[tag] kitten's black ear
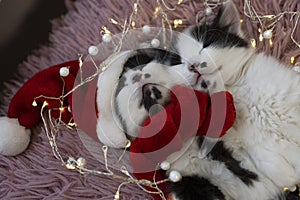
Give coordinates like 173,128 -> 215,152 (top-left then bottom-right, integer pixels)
213,0 -> 243,36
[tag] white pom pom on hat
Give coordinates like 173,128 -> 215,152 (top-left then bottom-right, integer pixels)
0,118 -> 30,156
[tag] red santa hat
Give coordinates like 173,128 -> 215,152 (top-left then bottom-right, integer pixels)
130,85 -> 236,200
0,60 -> 79,156
0,51 -> 132,156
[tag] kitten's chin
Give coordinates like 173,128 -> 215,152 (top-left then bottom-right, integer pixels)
191,72 -> 201,87
183,70 -> 201,89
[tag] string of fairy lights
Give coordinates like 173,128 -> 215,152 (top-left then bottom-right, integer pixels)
32,0 -> 300,199
100,0 -> 300,66
36,1 -> 177,200
242,0 -> 300,70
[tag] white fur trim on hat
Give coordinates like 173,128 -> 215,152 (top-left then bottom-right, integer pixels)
96,51 -> 131,148
0,117 -> 30,156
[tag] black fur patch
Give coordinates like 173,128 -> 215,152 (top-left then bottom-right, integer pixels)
152,86 -> 162,99
144,73 -> 151,78
122,48 -> 181,72
115,76 -> 127,97
190,5 -> 248,49
198,136 -> 258,186
285,186 -> 300,200
169,175 -> 225,200
113,75 -> 128,135
142,85 -> 158,111
285,193 -> 300,200
201,80 -> 209,89
115,48 -> 182,97
190,24 -> 248,48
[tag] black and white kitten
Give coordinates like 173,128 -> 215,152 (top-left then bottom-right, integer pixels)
108,49 -> 252,200
168,0 -> 300,199
99,2 -> 300,198
108,48 -> 280,199
113,48 -> 198,139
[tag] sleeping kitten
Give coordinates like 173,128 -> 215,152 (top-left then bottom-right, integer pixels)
113,48 -> 198,139
171,1 -> 300,199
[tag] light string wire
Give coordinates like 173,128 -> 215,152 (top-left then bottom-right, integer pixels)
291,14 -> 300,49
156,0 -> 175,49
34,0 -> 178,199
243,0 -> 300,51
41,104 -> 170,200
205,0 -> 223,10
33,0 -> 300,199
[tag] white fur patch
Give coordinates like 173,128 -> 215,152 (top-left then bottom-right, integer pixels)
176,29 -> 300,198
223,54 -> 300,189
174,12 -> 300,197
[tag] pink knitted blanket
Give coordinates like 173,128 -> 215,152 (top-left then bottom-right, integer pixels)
0,0 -> 299,199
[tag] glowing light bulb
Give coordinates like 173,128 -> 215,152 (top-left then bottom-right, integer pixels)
283,187 -> 289,192
250,38 -> 256,48
291,56 -> 295,64
269,38 -> 273,47
114,191 -> 120,200
174,19 -> 183,28
125,140 -> 131,148
259,34 -> 263,42
258,28 -> 262,33
131,21 -> 136,28
32,100 -> 37,107
109,18 -> 119,25
154,6 -> 161,16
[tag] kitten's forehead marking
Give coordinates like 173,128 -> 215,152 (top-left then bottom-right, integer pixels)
201,62 -> 207,68
144,73 -> 151,78
188,23 -> 248,48
132,73 -> 142,83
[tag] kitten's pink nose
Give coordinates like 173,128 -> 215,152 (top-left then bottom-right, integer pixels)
188,62 -> 200,72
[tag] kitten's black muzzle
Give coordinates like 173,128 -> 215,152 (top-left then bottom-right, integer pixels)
141,83 -> 160,111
